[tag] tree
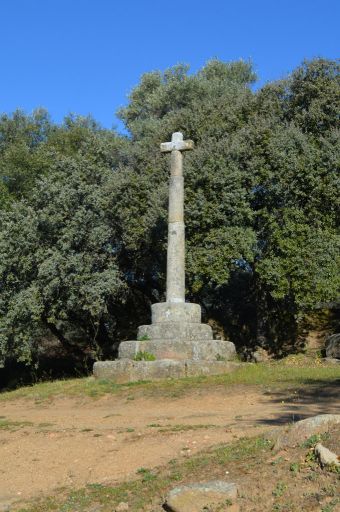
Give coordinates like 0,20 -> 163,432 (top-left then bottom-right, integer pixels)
248,59 -> 340,349
0,118 -> 129,366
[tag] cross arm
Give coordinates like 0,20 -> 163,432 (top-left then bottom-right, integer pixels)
160,140 -> 194,152
160,132 -> 194,153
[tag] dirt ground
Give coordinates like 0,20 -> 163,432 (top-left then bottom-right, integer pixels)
0,379 -> 339,510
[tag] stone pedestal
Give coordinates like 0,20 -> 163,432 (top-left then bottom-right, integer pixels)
93,301 -> 237,382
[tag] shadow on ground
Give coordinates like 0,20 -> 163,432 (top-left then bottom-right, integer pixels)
255,378 -> 340,425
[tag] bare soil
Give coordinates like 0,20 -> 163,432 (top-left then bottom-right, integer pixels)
0,380 -> 339,510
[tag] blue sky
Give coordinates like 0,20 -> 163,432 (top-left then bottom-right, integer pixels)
1,0 -> 339,132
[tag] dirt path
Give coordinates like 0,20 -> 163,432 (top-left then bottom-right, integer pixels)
0,382 -> 339,507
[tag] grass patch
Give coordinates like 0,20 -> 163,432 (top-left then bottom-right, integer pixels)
272,481 -> 288,497
118,427 -> 135,433
158,423 -> 217,433
0,419 -> 33,431
1,362 -> 339,402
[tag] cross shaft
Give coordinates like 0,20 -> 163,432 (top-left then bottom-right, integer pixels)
161,132 -> 194,304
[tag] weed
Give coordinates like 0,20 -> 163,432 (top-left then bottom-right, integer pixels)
170,471 -> 182,481
327,463 -> 340,474
301,432 -> 330,448
136,467 -> 156,483
87,483 -> 104,490
321,499 -> 340,512
215,354 -> 226,362
133,351 -> 156,361
289,462 -> 300,474
272,481 -> 287,497
136,467 -> 149,474
322,484 -> 337,497
137,334 -> 150,341
271,456 -> 284,466
272,504 -> 293,512
213,499 -> 233,510
305,470 -> 318,481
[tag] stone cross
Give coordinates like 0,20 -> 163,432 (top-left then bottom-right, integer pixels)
161,132 -> 194,303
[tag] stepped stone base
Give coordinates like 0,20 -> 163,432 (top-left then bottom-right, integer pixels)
137,322 -> 212,341
93,301 -> 238,384
93,359 -> 241,383
151,302 -> 201,323
119,339 -> 236,361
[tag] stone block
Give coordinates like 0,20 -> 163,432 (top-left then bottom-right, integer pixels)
93,359 -> 183,382
272,414 -> 340,450
152,302 -> 201,324
118,339 -> 236,361
137,322 -> 212,341
315,443 -> 339,468
93,359 -> 241,383
164,481 -> 238,512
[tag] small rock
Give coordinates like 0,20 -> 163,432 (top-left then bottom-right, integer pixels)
163,481 -> 238,512
325,333 -> 340,359
251,347 -> 269,363
315,443 -> 340,468
324,357 -> 340,364
115,502 -> 129,512
272,414 -> 340,450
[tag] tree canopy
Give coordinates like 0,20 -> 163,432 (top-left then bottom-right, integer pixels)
0,58 -> 339,371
